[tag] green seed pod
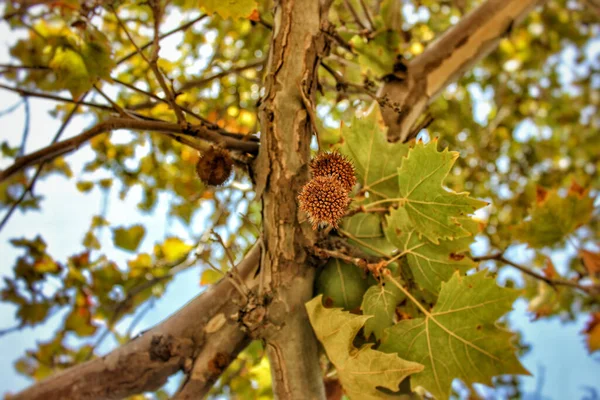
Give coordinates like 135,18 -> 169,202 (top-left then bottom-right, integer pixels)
315,258 -> 369,311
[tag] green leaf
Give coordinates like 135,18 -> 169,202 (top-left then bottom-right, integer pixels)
339,108 -> 409,200
513,186 -> 594,248
112,225 -> 146,252
315,259 -> 369,311
350,32 -> 400,76
18,302 -> 50,325
395,140 -> 487,244
306,295 -> 423,399
341,212 -> 396,257
384,207 -> 477,293
361,275 -> 405,341
65,307 -> 97,337
380,271 -> 529,400
201,0 -> 257,20
49,47 -> 91,99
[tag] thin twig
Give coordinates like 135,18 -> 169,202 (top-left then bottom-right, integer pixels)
18,97 -> 30,157
473,253 -> 600,296
0,83 -> 113,111
148,1 -> 186,124
343,0 -> 368,31
180,59 -> 265,90
0,98 -> 83,233
0,324 -> 22,337
0,64 -> 50,70
358,0 -> 375,32
116,14 -> 207,64
212,231 -> 251,295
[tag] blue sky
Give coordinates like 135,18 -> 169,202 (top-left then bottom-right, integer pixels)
1,9 -> 599,400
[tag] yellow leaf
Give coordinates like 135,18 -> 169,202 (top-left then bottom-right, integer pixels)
161,237 -> 193,262
201,269 -> 222,285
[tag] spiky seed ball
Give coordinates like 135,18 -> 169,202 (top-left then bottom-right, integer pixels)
298,176 -> 351,230
195,146 -> 233,186
310,152 -> 356,192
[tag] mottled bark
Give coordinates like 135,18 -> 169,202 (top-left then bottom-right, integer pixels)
8,245 -> 260,400
379,0 -> 547,142
254,0 -> 331,398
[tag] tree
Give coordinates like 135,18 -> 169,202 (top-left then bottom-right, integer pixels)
0,0 -> 598,398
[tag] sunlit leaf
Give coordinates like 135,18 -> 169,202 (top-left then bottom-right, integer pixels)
380,271 -> 529,400
112,225 -> 146,252
306,295 -> 423,399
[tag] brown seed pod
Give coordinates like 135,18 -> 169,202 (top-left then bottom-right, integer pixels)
298,175 -> 351,230
310,152 -> 356,192
196,146 -> 233,186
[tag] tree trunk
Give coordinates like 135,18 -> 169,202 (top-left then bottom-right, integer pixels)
254,0 -> 330,398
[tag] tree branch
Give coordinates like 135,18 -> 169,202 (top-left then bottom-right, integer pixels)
473,253 -> 600,296
379,0 -> 547,142
7,244 -> 261,400
0,117 -> 259,183
180,58 -> 266,91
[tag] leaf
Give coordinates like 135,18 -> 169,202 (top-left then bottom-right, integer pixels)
49,47 -> 91,99
380,271 -> 529,400
513,186 -> 594,249
65,307 -> 97,337
306,295 -> 423,399
18,302 -> 50,326
112,225 -> 145,252
201,0 -> 257,20
160,237 -> 193,262
201,269 -> 222,285
385,207 -> 478,293
341,212 -> 395,257
316,259 -> 369,311
582,312 -> 600,354
580,249 -> 600,277
339,108 -> 409,200
76,181 -> 94,193
350,32 -> 400,76
396,140 -> 487,244
361,275 -> 405,341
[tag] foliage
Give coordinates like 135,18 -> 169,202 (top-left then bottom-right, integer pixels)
306,295 -> 423,399
0,0 -> 599,399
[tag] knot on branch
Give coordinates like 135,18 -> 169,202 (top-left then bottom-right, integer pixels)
207,352 -> 231,376
149,334 -> 193,362
236,290 -> 273,339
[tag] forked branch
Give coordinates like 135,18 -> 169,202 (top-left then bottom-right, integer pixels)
8,244 -> 261,400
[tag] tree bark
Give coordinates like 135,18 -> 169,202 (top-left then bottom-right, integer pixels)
254,0 -> 330,398
379,0 -> 547,142
8,245 -> 261,400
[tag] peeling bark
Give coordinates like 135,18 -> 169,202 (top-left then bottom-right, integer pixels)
8,245 -> 261,400
254,0 -> 330,398
379,0 -> 547,142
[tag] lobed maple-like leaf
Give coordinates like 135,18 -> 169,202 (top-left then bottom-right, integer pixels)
384,207 -> 478,293
380,271 -> 529,400
201,0 -> 257,20
513,186 -> 594,249
396,141 -> 487,244
306,295 -> 423,399
339,108 -> 409,200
